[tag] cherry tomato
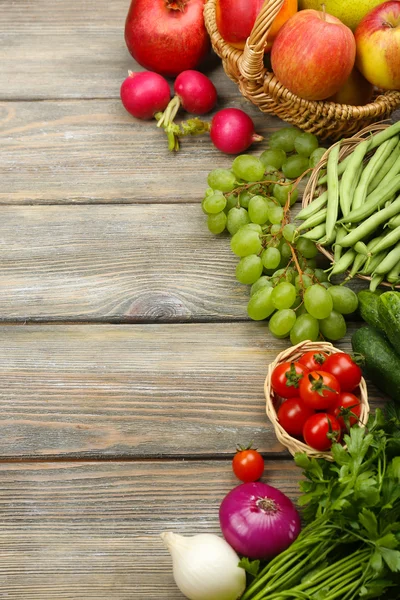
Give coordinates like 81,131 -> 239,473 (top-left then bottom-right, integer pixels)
303,413 -> 341,451
232,446 -> 264,482
271,361 -> 309,398
322,353 -> 362,392
328,392 -> 361,431
299,370 -> 340,409
277,397 -> 315,438
298,351 -> 329,372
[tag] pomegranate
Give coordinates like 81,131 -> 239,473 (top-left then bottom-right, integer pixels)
124,0 -> 210,77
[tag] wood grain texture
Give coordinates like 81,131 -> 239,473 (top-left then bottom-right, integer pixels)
0,323 -> 386,459
0,98 -> 281,204
0,459 -> 300,598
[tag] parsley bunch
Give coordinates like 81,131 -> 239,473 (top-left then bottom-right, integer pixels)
241,407 -> 400,600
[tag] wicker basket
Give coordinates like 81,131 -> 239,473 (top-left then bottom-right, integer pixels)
302,121 -> 400,288
204,0 -> 400,140
265,340 -> 370,460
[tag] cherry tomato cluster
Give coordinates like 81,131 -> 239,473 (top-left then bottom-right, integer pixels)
272,351 -> 363,452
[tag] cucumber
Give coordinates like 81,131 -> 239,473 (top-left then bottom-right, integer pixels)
357,290 -> 385,333
378,291 -> 400,356
352,326 -> 400,402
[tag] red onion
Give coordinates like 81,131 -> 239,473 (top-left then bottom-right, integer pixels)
219,481 -> 301,560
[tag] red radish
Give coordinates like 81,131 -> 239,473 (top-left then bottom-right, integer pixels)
174,70 -> 217,115
210,108 -> 263,154
120,71 -> 171,120
124,0 -> 210,77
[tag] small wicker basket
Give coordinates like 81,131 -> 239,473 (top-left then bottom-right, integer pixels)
302,121 -> 400,289
265,340 -> 370,460
204,0 -> 400,140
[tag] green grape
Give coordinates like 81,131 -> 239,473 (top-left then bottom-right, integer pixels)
250,276 -> 272,296
270,223 -> 282,235
309,147 -> 326,169
304,284 -> 333,319
294,273 -> 313,291
236,254 -> 263,284
282,155 -> 310,179
260,149 -> 286,170
232,155 -> 265,182
294,132 -> 319,157
304,267 -> 314,276
272,182 -> 299,207
284,267 -> 296,284
239,189 -> 253,209
207,211 -> 227,234
282,224 -> 296,243
226,207 -> 250,235
231,228 -> 262,257
269,127 -> 302,153
262,247 -> 281,270
321,281 -> 332,289
268,205 -> 284,224
241,223 -> 263,234
248,195 -> 270,225
327,285 -> 359,314
290,313 -> 319,345
306,257 -> 317,269
272,281 -> 297,309
203,191 -> 227,214
269,309 -> 297,338
296,237 -> 318,258
247,286 -> 275,320
204,187 -> 214,197
296,303 -> 308,316
291,294 -> 302,309
314,268 -> 328,283
207,169 -> 236,192
225,194 -> 239,213
280,241 -> 292,260
201,199 -> 208,215
319,310 -> 347,341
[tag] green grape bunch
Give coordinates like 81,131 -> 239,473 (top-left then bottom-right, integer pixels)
201,127 -> 358,345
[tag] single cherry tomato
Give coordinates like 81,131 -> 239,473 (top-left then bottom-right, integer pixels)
303,413 -> 341,451
298,351 -> 329,372
299,370 -> 341,410
328,392 -> 361,431
232,446 -> 264,482
322,352 -> 362,392
271,361 -> 309,398
277,397 -> 315,438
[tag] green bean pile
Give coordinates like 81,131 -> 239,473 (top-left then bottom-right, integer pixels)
296,121 -> 400,291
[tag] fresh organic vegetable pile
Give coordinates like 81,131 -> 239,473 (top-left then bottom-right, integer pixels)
298,121 -> 400,290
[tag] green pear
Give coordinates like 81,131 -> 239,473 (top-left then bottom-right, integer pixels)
298,0 -> 385,31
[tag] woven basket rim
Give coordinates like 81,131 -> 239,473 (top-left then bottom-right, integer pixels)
302,122 -> 400,289
265,340 -> 370,461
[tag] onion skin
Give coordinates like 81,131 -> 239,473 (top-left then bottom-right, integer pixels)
124,0 -> 210,77
219,481 -> 301,559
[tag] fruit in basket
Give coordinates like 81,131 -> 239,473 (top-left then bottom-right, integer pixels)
215,0 -> 298,51
124,0 -> 210,77
355,1 -> 400,90
270,10 -> 356,100
277,397 -> 315,437
299,370 -> 340,409
328,67 -> 374,105
302,413 -> 341,450
298,0 -> 386,31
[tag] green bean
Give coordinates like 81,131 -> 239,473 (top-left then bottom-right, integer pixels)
345,253 -> 368,281
361,251 -> 387,275
369,274 -> 384,292
338,175 -> 400,224
351,135 -> 399,211
374,242 -> 400,275
297,208 -> 327,232
370,226 -> 400,254
387,259 -> 400,284
329,248 -> 357,276
368,140 -> 400,194
333,226 -> 348,264
296,191 -> 328,220
340,197 -> 400,247
320,142 -> 341,247
339,163 -> 362,218
300,223 -> 326,241
387,214 -> 400,230
354,241 -> 368,255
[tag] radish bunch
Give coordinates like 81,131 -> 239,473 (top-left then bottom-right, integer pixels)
120,69 -> 262,154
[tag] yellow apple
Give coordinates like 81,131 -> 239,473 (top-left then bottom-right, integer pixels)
298,0 -> 386,31
328,67 -> 375,104
355,1 -> 400,90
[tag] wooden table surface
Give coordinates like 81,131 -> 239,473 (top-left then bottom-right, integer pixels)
1,1 -> 397,598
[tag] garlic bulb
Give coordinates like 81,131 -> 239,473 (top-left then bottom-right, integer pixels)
161,531 -> 246,600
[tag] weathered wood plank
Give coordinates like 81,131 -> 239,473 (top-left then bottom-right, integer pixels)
0,204 -> 370,321
0,459 -> 297,599
0,323 -> 385,459
0,98 -> 280,204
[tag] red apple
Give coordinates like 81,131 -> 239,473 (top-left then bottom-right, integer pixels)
271,9 -> 356,101
355,1 -> 400,90
328,67 -> 375,105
